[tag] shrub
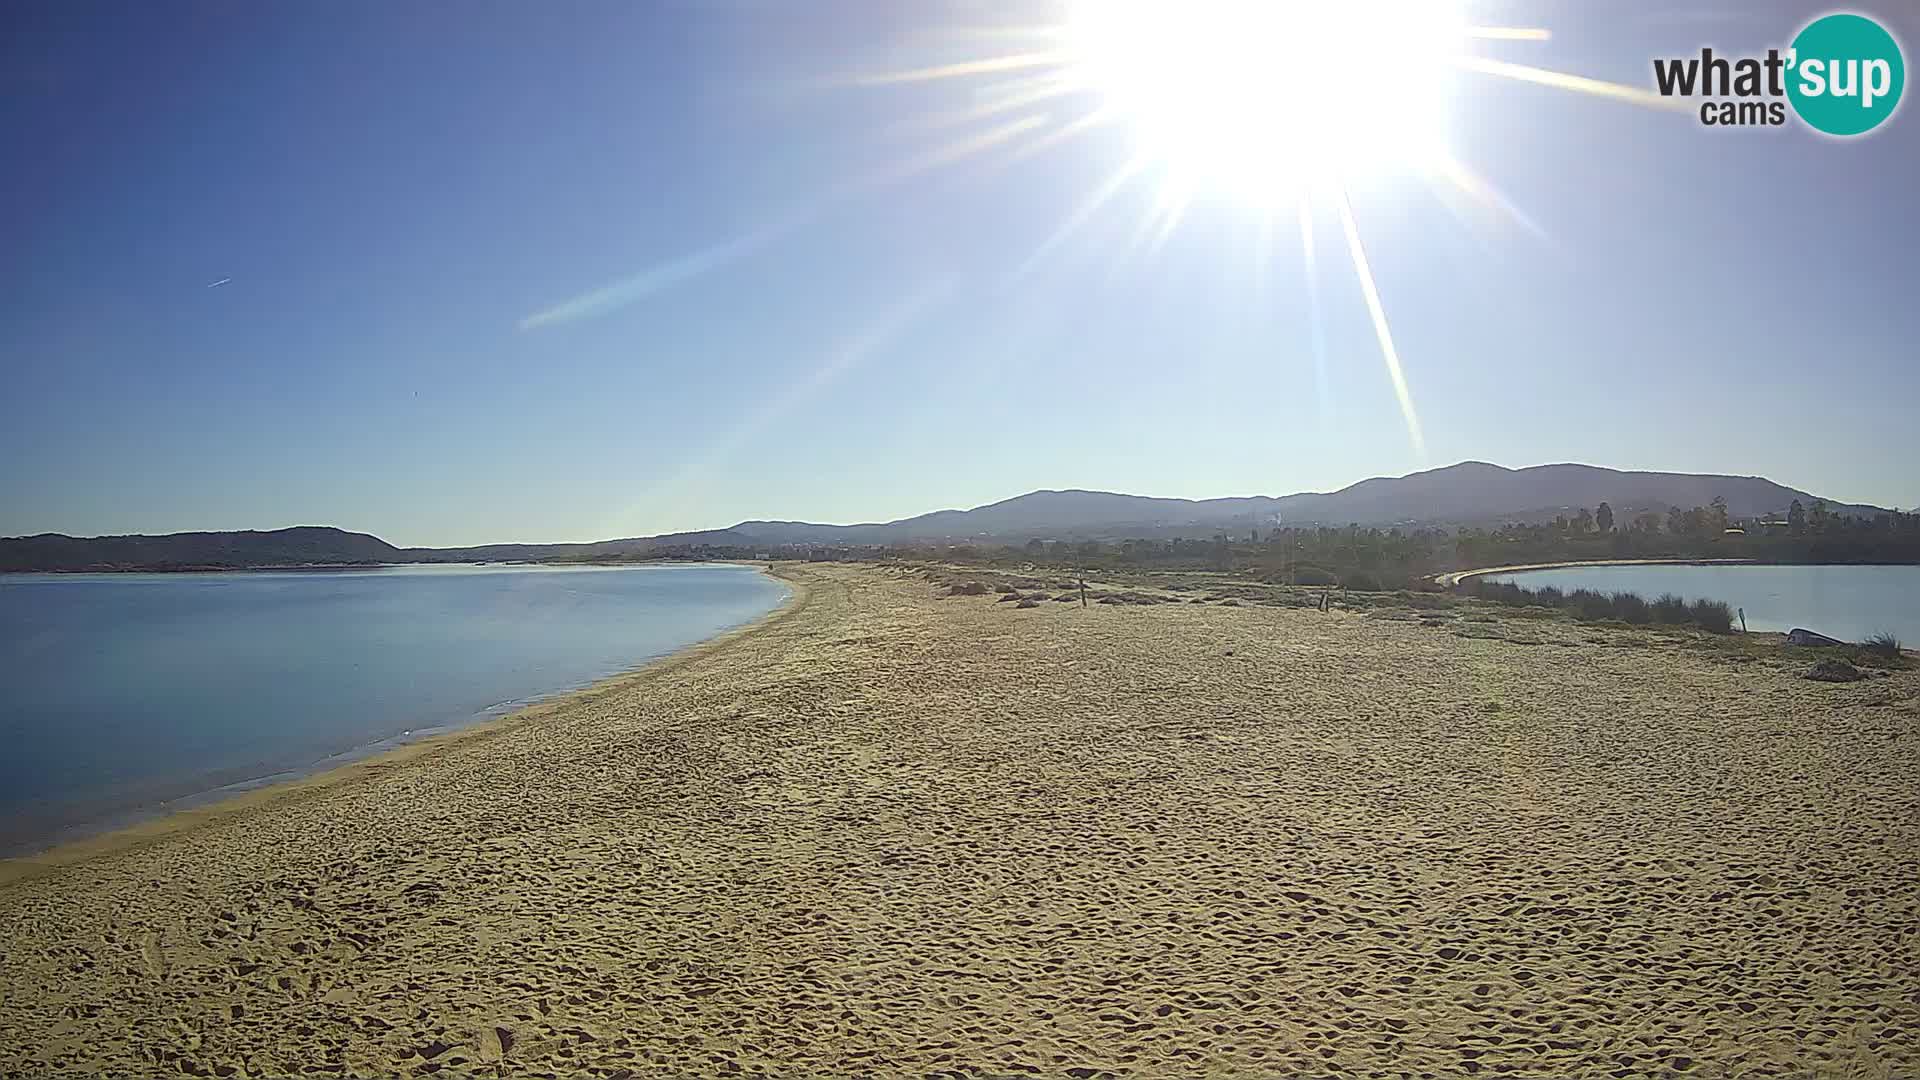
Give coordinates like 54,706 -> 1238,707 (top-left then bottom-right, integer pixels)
1688,598 -> 1735,634
1865,631 -> 1903,658
1610,591 -> 1653,625
1470,579 -> 1528,606
1652,593 -> 1691,625
1343,571 -> 1383,592
1534,585 -> 1565,607
1569,588 -> 1614,621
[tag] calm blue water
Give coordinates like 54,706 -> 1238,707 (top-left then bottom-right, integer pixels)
1487,564 -> 1920,643
0,563 -> 787,854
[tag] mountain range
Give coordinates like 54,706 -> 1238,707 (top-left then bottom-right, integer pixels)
1,461 -> 1890,571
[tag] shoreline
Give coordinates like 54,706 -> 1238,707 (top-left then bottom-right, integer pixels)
3,562 -> 1915,1077
2,558 -> 762,576
0,563 -> 806,886
1433,556 -> 1760,588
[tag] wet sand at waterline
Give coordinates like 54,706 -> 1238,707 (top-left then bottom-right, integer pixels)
3,564 -> 1917,1077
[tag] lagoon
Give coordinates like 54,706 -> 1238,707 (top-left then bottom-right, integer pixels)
1487,563 -> 1920,643
0,563 -> 787,854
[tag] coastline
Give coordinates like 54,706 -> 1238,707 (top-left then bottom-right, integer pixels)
3,557 -> 760,575
0,563 -> 805,886
4,562 -> 1915,1078
1433,556 -> 1759,588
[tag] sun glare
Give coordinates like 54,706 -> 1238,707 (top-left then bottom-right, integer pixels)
537,0 -> 1686,458
1068,0 -> 1466,200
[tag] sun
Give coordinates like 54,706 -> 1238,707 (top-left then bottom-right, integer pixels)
537,1 -> 1684,459
1066,0 -> 1467,201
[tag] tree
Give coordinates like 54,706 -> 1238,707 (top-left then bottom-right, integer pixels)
1667,506 -> 1689,536
1789,499 -> 1806,535
1595,502 -> 1614,533
1809,499 -> 1831,534
1573,507 -> 1594,534
1709,496 -> 1729,533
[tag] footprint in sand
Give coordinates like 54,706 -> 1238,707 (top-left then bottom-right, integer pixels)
139,929 -> 168,981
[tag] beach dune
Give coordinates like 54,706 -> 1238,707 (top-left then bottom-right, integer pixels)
2,563 -> 1917,1077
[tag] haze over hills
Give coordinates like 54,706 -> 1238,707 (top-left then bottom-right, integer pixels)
0,462 -> 1891,571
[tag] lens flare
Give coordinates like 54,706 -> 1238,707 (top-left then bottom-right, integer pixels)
531,0 -> 1694,458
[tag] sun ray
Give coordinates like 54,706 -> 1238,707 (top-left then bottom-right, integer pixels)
1134,176 -> 1194,259
642,279 -> 953,507
1298,197 -> 1334,429
1334,188 -> 1425,458
1429,156 -> 1550,243
1455,56 -> 1691,111
849,115 -> 1051,192
523,117 -> 1045,331
1011,155 -> 1151,281
899,71 -> 1084,132
995,106 -> 1118,167
519,211 -> 811,330
851,51 -> 1072,87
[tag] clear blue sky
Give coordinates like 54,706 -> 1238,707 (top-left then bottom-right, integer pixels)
4,1 -> 1916,546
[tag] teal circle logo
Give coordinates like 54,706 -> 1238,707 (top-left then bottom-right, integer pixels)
1787,13 -> 1905,136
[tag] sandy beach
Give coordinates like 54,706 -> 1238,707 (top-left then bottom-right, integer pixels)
3,562 -> 1918,1078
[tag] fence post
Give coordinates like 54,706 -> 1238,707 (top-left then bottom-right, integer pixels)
1738,607 -> 1747,634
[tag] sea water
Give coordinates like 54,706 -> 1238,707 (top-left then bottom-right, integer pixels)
0,563 -> 787,854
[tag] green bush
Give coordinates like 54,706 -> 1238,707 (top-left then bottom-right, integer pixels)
1688,598 -> 1735,634
1469,579 -> 1735,634
1611,591 -> 1653,625
1652,593 -> 1691,624
1569,588 -> 1614,621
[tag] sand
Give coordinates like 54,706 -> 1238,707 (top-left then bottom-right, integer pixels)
2,563 -> 1918,1078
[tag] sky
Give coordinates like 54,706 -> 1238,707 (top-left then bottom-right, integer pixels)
3,0 -> 1917,546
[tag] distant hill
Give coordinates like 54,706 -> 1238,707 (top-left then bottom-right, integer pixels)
400,528 -> 756,564
723,462 -> 1882,545
1262,461 -> 1883,531
1,462 -> 1889,571
0,527 -> 403,572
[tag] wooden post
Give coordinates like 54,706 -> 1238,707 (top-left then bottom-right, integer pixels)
1079,576 -> 1087,608
1738,607 -> 1747,634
